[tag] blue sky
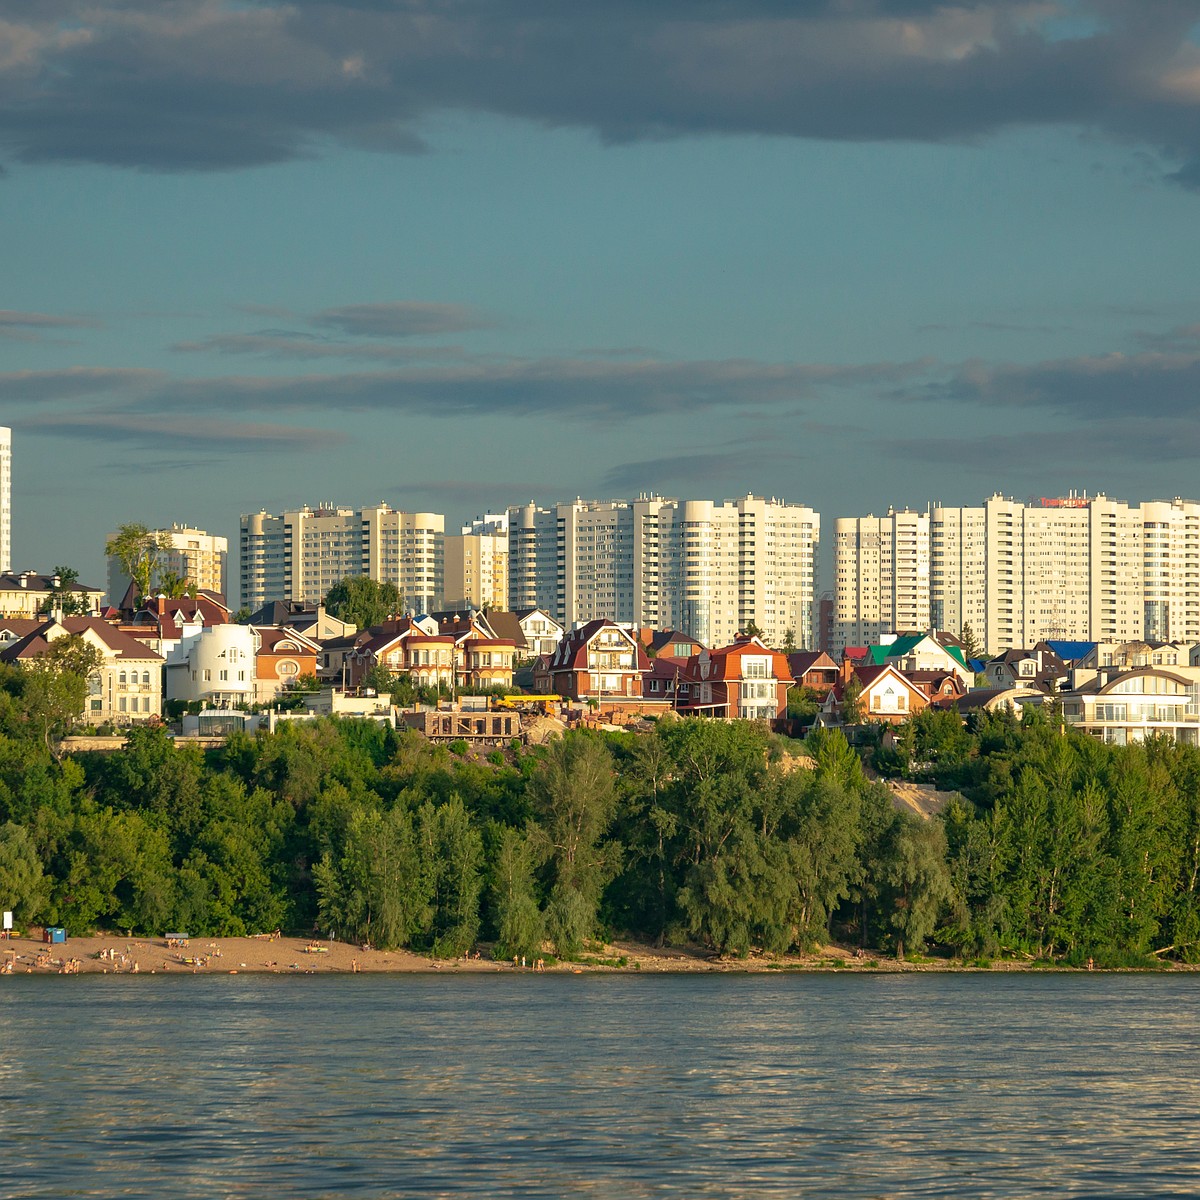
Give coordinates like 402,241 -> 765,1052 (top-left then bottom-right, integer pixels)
4,1 -> 1200,597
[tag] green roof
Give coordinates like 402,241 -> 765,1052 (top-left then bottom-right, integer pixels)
882,633 -> 969,669
883,633 -> 924,658
866,644 -> 889,665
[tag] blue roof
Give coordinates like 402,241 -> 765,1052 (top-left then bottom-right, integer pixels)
968,658 -> 987,674
1045,640 -> 1095,663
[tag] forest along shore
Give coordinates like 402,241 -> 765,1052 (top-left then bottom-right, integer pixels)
3,934 -> 1192,976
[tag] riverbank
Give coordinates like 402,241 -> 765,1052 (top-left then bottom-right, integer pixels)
2,933 -> 1190,975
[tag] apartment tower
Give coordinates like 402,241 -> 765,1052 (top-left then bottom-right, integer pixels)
832,509 -> 930,654
0,427 -> 9,574
106,524 -> 228,604
240,503 -> 444,613
508,495 -> 819,648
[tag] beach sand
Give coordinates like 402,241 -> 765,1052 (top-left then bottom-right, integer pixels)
0,933 -> 892,976
2,934 -> 1156,976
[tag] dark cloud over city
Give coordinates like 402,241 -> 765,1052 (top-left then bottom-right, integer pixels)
0,2 -> 1198,182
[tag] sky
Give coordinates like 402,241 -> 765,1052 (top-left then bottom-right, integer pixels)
4,0 -> 1200,599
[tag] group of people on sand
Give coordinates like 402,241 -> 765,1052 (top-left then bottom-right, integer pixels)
98,945 -> 139,972
511,956 -> 546,971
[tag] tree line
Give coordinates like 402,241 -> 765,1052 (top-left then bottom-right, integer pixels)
1,658 -> 1199,965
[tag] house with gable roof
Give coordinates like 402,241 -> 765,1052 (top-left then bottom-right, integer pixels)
346,615 -> 455,691
252,626 -> 321,703
0,616 -> 164,725
516,608 -> 563,660
0,571 -> 104,618
881,631 -> 975,690
821,663 -> 929,726
536,619 -> 650,701
682,634 -> 793,721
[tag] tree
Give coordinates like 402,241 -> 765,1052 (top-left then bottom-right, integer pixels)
155,570 -> 197,599
42,567 -> 89,617
875,813 -> 951,958
417,796 -> 483,957
960,624 -> 982,664
489,823 -> 546,960
21,634 -> 104,757
313,804 -> 431,949
0,821 -> 50,925
782,628 -> 797,654
105,524 -> 172,602
324,576 -> 402,629
841,673 -> 864,726
529,732 -> 621,956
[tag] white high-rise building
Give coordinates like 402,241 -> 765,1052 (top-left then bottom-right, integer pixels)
444,534 -> 508,612
0,427 -> 10,574
507,495 -> 820,648
1140,498 -> 1200,644
240,504 -> 444,613
930,493 -> 1142,653
832,509 -> 930,654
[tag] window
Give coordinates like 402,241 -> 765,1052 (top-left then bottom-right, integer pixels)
119,671 -> 127,685
142,671 -> 150,685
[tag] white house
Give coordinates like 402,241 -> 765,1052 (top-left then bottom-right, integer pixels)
165,624 -> 257,708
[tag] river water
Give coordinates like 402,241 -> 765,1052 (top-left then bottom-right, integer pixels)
2,972 -> 1199,1197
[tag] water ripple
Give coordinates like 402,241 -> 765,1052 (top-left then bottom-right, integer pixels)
3,974 -> 1200,1197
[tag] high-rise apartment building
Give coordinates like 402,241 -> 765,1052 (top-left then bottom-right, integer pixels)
0,427 -> 10,574
240,503 -> 443,613
106,524 -> 228,604
508,495 -> 819,648
930,494 -> 1142,652
832,509 -> 930,653
835,492 -> 1151,655
444,532 -> 509,612
1140,498 -> 1200,644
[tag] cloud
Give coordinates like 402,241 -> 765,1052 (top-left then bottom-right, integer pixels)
885,417 -> 1200,468
389,477 -> 569,510
0,3 -> 1198,181
18,411 -> 339,452
602,447 -> 801,493
0,309 -> 100,343
311,302 -> 494,338
932,349 -> 1200,419
137,355 -> 930,420
0,367 -> 162,401
171,331 -> 463,362
0,309 -> 98,329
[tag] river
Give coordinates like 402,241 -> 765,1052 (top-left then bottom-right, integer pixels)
3,972 -> 1199,1197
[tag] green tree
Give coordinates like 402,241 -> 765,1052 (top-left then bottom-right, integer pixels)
21,634 -> 104,757
41,567 -> 89,617
841,673 -> 864,726
313,803 -> 431,949
529,732 -> 620,956
105,524 -> 172,603
155,570 -> 197,599
881,813 -> 951,958
489,823 -> 546,960
417,796 -> 483,957
960,624 -> 982,663
778,772 -> 862,948
324,576 -> 402,629
0,821 -> 50,925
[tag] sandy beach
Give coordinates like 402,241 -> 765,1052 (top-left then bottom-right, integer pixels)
3,933 -> 1183,976
0,932 -> 922,976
